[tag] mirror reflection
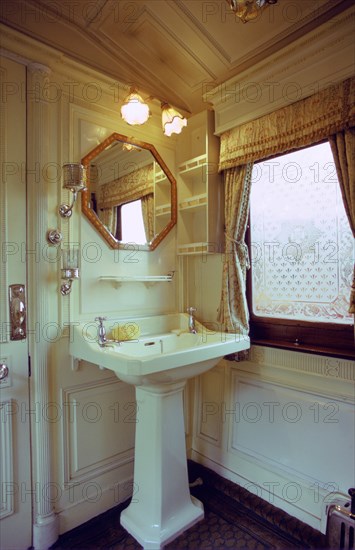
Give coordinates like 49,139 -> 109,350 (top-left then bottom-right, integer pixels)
81,133 -> 177,250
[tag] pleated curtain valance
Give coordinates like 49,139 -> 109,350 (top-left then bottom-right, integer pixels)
219,77 -> 355,171
97,164 -> 154,209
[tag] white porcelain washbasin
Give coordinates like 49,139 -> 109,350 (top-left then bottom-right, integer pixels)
70,313 -> 250,386
70,313 -> 250,549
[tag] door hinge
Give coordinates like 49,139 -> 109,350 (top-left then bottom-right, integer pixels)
28,356 -> 31,377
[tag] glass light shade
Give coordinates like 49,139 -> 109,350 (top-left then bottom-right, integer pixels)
161,104 -> 187,137
121,92 -> 150,125
62,163 -> 86,193
62,248 -> 79,270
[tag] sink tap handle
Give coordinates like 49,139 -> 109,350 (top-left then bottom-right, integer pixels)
95,316 -> 107,323
95,316 -> 107,346
187,307 -> 197,334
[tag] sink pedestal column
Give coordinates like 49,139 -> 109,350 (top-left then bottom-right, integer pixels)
120,380 -> 204,549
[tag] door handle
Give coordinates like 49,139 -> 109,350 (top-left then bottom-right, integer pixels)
9,284 -> 27,340
0,363 -> 9,381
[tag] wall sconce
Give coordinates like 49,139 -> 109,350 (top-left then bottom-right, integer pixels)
59,163 -> 87,218
121,88 -> 150,125
161,102 -> 187,136
61,248 -> 80,296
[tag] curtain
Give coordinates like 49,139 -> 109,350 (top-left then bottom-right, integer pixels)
219,77 -> 355,170
329,128 -> 355,313
141,193 -> 155,243
217,164 -> 252,333
98,207 -> 117,235
98,164 -> 154,209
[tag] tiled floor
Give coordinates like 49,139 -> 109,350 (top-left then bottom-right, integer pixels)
52,461 -> 328,549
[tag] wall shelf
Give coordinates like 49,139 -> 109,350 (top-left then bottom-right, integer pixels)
177,243 -> 219,255
176,111 -> 224,255
178,154 -> 207,175
155,204 -> 172,216
179,193 -> 207,210
155,169 -> 169,184
98,273 -> 174,289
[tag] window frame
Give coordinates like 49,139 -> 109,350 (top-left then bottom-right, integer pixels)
246,144 -> 354,360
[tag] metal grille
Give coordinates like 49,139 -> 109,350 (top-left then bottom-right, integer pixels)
326,498 -> 355,550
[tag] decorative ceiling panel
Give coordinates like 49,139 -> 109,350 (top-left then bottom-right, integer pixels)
0,0 -> 352,114
101,12 -> 211,88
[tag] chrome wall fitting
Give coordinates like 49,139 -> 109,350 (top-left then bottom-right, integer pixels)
60,268 -> 79,295
47,229 -> 63,245
59,202 -> 75,218
59,163 -> 86,218
0,363 -> 9,381
60,249 -> 80,296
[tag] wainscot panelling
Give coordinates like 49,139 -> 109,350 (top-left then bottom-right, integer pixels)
62,377 -> 136,484
51,340 -> 137,534
195,363 -> 225,447
191,346 -> 355,533
0,400 -> 14,519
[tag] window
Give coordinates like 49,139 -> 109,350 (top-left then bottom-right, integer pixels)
248,141 -> 354,358
120,199 -> 147,244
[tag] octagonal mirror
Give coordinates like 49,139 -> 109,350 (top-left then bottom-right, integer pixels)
81,133 -> 177,250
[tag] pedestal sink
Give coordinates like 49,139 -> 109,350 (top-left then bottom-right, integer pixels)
70,313 -> 250,549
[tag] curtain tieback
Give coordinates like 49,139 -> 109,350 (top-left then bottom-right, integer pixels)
225,233 -> 250,269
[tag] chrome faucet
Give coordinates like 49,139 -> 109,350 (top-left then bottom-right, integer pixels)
95,317 -> 119,348
187,307 -> 197,334
95,316 -> 107,347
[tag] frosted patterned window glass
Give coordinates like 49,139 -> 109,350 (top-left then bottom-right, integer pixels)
250,142 -> 354,324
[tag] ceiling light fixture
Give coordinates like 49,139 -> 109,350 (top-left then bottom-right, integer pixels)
161,102 -> 187,137
227,0 -> 278,23
120,88 -> 150,125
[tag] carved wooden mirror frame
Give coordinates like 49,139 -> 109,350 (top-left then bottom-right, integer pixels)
81,133 -> 177,251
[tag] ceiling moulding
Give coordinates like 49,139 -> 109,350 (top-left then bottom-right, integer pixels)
0,24 -> 186,141
0,24 -> 128,97
207,6 -> 355,135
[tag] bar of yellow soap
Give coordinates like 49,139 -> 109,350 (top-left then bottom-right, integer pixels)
109,323 -> 140,341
